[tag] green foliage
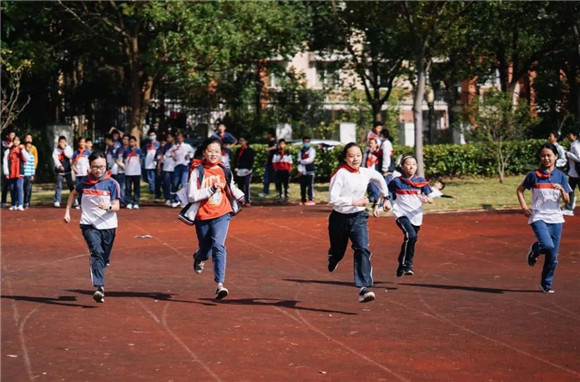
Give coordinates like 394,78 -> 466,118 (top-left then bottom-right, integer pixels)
246,139 -> 544,182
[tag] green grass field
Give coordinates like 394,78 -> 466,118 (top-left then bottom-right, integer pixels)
27,175 -> 578,213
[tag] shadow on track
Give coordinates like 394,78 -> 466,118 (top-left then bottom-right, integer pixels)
283,278 -> 398,290
66,289 -> 217,306
399,283 -> 540,294
1,294 -> 97,309
199,297 -> 356,315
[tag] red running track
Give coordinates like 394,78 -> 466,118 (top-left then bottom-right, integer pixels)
2,205 -> 579,381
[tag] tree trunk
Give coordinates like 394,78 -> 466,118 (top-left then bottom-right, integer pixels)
413,56 -> 426,178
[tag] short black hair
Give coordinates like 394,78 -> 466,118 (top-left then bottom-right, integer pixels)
88,150 -> 106,163
58,136 -> 67,142
373,121 -> 383,128
278,138 -> 286,144
302,136 -> 311,142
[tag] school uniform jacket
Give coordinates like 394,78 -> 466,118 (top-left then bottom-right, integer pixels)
298,147 -> 316,175
144,140 -> 161,170
76,172 -> 120,230
123,148 -> 143,176
567,140 -> 580,178
272,150 -> 293,172
52,145 -> 73,174
161,143 -> 176,172
380,139 -> 395,173
522,168 -> 571,225
388,176 -> 433,226
3,147 -> 27,179
329,166 -> 388,214
72,148 -> 92,177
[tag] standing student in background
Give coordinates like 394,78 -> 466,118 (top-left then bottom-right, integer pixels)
85,138 -> 93,152
363,137 -> 382,208
23,134 -> 39,171
548,132 -> 567,171
364,121 -> 383,145
259,129 -> 277,197
328,142 -> 391,303
144,130 -> 162,201
52,136 -> 74,208
22,140 -> 36,209
233,136 -> 255,206
64,151 -> 121,303
72,137 -> 92,208
3,136 -> 27,211
563,131 -> 580,216
188,138 -> 245,300
517,143 -> 570,293
388,155 -> 434,278
1,130 -> 16,207
298,136 -> 316,206
122,136 -> 143,209
115,135 -> 129,207
272,138 -> 293,203
160,133 -> 177,206
172,132 -> 195,207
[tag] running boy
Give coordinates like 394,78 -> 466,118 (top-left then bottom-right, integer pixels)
517,143 -> 570,293
187,138 -> 245,300
387,155 -> 434,278
64,151 -> 121,303
328,142 -> 391,303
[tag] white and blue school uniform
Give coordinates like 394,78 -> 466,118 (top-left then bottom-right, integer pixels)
388,175 -> 433,274
161,143 -> 176,203
114,145 -> 128,205
76,172 -> 120,288
172,142 -> 196,191
564,139 -> 580,211
298,146 -> 316,203
328,165 -> 389,288
123,147 -> 143,206
22,149 -> 35,208
522,168 -> 571,290
72,148 -> 92,205
144,139 -> 161,197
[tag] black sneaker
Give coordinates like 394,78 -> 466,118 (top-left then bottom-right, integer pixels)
527,243 -> 539,267
540,285 -> 555,294
93,287 -> 105,303
404,268 -> 414,276
328,256 -> 339,272
215,286 -> 229,300
193,259 -> 204,274
358,287 -> 375,303
396,264 -> 405,278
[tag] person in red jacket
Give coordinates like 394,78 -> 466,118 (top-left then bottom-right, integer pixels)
2,136 -> 27,211
272,139 -> 293,203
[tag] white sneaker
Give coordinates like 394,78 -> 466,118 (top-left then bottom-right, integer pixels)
215,285 -> 229,300
133,204 -> 139,209
9,206 -> 16,211
258,192 -> 267,198
126,204 -> 133,209
165,200 -> 171,206
171,202 -> 180,208
561,209 -> 574,216
16,205 -> 24,211
54,202 -> 61,208
154,198 -> 162,202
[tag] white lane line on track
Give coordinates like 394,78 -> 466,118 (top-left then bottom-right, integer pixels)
124,222 -> 222,381
410,255 -> 580,378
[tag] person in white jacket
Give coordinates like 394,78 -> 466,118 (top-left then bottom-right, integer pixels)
327,142 -> 391,303
563,131 -> 580,215
297,136 -> 316,205
186,137 -> 244,300
52,136 -> 74,208
171,132 -> 195,205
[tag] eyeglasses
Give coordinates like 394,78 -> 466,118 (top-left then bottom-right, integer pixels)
91,165 -> 107,170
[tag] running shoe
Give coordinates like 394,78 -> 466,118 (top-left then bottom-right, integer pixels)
358,287 -> 375,303
93,287 -> 105,303
527,242 -> 539,267
193,259 -> 204,274
539,285 -> 555,294
404,268 -> 414,276
215,286 -> 229,300
396,264 -> 405,278
328,255 -> 339,272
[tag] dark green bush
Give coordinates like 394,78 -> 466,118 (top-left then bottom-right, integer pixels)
247,139 -> 544,182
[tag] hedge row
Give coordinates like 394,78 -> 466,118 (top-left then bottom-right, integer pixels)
245,139 -> 545,182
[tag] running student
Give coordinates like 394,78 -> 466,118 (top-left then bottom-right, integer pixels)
516,143 -> 570,294
187,138 -> 245,300
328,142 -> 391,303
64,151 -> 121,303
387,155 -> 434,278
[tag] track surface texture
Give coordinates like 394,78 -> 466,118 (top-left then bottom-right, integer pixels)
2,205 -> 579,382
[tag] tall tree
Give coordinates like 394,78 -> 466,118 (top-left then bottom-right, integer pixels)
309,1 -> 410,123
